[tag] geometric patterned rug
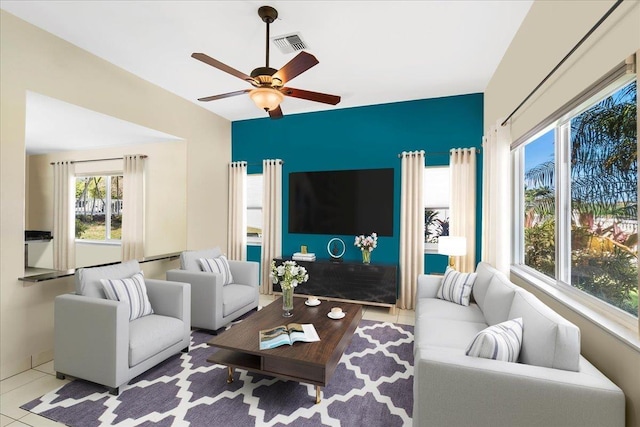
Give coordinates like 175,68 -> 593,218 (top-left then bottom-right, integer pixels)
22,320 -> 414,427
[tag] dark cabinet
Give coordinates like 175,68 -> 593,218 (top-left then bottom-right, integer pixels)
273,258 -> 398,308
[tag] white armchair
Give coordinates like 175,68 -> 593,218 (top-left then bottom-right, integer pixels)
54,260 -> 191,395
166,247 -> 259,332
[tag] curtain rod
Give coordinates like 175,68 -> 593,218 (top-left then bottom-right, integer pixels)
50,155 -> 147,165
231,160 -> 284,167
501,0 -> 623,127
397,148 -> 480,158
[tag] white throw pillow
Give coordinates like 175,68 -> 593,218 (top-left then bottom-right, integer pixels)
100,272 -> 154,321
198,255 -> 234,285
465,318 -> 524,363
436,267 -> 477,306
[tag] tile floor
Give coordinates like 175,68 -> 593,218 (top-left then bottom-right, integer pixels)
0,295 -> 414,426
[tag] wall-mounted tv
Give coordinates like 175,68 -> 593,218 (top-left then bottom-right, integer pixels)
288,168 -> 394,236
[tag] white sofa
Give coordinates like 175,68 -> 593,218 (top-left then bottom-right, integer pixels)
413,262 -> 625,427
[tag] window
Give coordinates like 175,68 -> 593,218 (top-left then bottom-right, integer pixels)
247,174 -> 263,244
523,128 -> 556,279
516,79 -> 637,318
424,166 -> 450,251
75,175 -> 123,241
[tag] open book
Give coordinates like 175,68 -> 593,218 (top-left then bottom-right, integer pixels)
259,323 -> 320,350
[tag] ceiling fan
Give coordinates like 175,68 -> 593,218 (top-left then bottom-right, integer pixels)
191,5 -> 341,120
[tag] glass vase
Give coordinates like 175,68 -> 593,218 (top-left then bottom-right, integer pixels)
362,249 -> 371,264
282,286 -> 294,317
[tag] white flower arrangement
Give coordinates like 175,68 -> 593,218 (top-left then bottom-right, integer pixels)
354,232 -> 378,252
270,260 -> 309,290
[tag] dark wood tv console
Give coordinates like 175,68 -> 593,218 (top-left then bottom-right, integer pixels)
273,257 -> 398,313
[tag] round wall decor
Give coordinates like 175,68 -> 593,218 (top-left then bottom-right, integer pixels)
327,238 -> 346,259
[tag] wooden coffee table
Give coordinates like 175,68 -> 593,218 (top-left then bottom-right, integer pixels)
206,297 -> 363,403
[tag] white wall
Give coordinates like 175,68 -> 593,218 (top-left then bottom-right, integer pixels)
27,139 -> 188,262
75,243 -> 122,269
484,1 -> 640,425
0,10 -> 230,379
485,0 -> 639,140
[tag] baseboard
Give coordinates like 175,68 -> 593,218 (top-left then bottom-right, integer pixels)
32,348 -> 54,368
0,355 -> 31,381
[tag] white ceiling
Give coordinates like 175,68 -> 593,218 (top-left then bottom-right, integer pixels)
2,1 -> 533,123
25,92 -> 184,155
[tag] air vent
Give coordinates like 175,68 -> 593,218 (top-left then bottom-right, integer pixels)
271,32 -> 308,54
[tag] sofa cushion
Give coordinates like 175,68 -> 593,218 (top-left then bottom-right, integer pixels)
129,314 -> 184,366
482,274 -> 518,325
465,318 -> 523,362
472,262 -> 498,311
416,298 -> 486,324
223,284 -> 256,316
180,247 -> 222,271
415,318 -> 487,351
100,272 -> 154,321
198,255 -> 234,285
508,290 -> 581,372
436,267 -> 477,306
76,260 -> 141,298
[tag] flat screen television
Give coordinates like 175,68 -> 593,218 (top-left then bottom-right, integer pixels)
288,168 -> 394,236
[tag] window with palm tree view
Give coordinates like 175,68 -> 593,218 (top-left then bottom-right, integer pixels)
246,174 -> 263,244
522,80 -> 637,317
424,166 -> 450,250
75,175 -> 123,241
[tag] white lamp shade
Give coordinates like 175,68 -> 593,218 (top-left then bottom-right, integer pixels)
249,87 -> 284,111
438,236 -> 467,256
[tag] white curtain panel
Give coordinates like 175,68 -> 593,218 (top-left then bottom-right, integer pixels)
52,161 -> 75,270
260,159 -> 283,294
482,120 -> 512,273
399,150 -> 425,310
228,161 -> 247,261
450,148 -> 477,273
122,155 -> 145,261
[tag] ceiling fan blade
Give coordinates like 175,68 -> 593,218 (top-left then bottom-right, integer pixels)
197,89 -> 250,102
281,87 -> 341,105
272,51 -> 319,84
269,105 -> 284,120
192,53 -> 254,83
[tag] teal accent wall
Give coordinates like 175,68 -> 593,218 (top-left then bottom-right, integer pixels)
232,93 -> 483,274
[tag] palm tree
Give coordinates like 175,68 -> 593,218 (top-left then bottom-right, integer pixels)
571,81 -> 637,221
524,186 -> 554,227
524,81 -> 637,315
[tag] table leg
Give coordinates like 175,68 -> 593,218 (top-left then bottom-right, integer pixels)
315,386 -> 321,404
226,366 -> 234,384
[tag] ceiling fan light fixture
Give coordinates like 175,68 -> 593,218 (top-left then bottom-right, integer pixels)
192,5 -> 339,119
250,87 -> 283,112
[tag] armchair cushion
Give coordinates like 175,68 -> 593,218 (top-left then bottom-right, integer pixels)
223,284 -> 257,316
180,247 -> 222,271
101,272 -> 154,321
198,255 -> 234,285
129,314 -> 185,366
76,259 -> 141,298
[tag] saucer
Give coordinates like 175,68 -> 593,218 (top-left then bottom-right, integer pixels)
305,300 -> 321,307
327,311 -> 345,320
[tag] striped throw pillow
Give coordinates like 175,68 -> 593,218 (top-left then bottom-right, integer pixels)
198,255 -> 234,285
436,267 -> 477,306
465,318 -> 524,363
100,272 -> 154,321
